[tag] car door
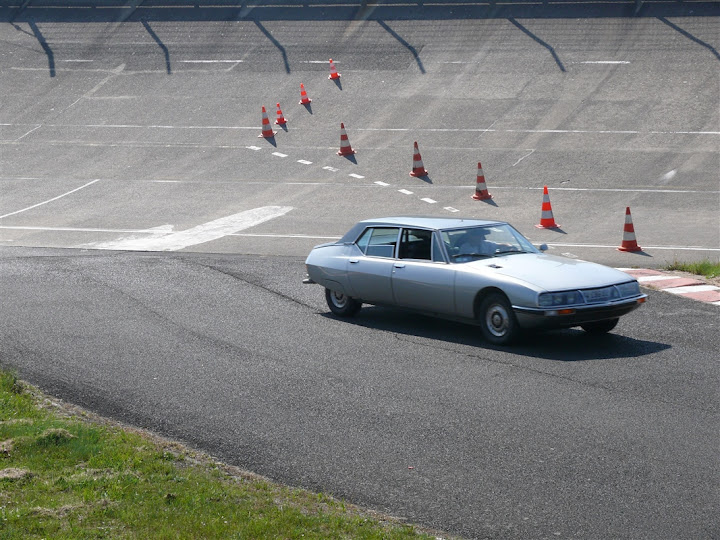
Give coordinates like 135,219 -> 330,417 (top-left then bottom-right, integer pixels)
391,229 -> 456,314
345,227 -> 399,304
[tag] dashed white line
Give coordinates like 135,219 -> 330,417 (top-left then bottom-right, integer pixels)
297,160 -> 313,165
246,146 -> 262,151
421,198 -> 437,204
444,207 -> 460,213
272,152 -> 287,158
375,181 -> 390,186
349,173 -> 365,179
398,189 -> 414,195
323,166 -> 339,172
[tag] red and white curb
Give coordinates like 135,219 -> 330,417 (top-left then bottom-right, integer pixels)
619,268 -> 720,306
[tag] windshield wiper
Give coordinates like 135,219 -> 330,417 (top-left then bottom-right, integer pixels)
493,249 -> 527,256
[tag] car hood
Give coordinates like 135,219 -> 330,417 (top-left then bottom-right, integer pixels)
471,253 -> 634,291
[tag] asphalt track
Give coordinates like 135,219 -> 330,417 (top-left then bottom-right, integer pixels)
1,2 -> 719,538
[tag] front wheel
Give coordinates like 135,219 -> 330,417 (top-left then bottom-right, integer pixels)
581,318 -> 619,334
325,288 -> 361,317
478,292 -> 519,345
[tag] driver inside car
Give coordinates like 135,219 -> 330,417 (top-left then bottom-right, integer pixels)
457,228 -> 499,257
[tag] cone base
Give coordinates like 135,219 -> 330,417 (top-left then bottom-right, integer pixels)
259,130 -> 277,138
472,192 -> 492,201
329,74 -> 340,80
535,223 -> 560,229
409,170 -> 428,177
299,99 -> 312,105
337,149 -> 356,156
275,119 -> 287,125
617,245 -> 642,252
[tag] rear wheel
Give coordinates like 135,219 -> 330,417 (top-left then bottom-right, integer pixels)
581,318 -> 619,334
325,288 -> 361,317
478,292 -> 519,345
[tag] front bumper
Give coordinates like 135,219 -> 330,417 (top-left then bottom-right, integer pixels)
513,295 -> 647,329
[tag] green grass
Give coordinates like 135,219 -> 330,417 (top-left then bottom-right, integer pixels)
664,258 -> 720,280
0,370 -> 442,539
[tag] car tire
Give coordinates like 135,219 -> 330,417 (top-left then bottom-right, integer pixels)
581,318 -> 619,334
478,292 -> 519,345
325,288 -> 361,317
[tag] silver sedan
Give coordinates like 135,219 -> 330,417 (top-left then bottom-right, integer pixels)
304,217 -> 647,345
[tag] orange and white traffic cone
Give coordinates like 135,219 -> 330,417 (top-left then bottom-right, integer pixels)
299,83 -> 312,105
274,103 -> 287,125
259,106 -> 277,138
535,185 -> 560,228
617,207 -> 642,252
409,141 -> 429,177
471,162 -> 492,200
328,58 -> 340,80
337,123 -> 356,156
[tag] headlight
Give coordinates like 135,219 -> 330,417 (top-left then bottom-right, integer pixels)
616,281 -> 640,297
538,291 -> 583,307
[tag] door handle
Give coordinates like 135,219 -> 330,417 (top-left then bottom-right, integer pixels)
394,263 -> 405,269
349,259 -> 359,264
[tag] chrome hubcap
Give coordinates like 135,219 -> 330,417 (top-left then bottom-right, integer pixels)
331,291 -> 347,308
486,304 -> 510,337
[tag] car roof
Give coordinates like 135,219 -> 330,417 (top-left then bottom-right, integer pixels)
337,216 -> 507,243
356,216 -> 505,230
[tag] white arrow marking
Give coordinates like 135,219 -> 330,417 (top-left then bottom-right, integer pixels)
81,206 -> 293,251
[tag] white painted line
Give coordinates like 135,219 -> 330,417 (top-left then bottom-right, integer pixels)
349,174 -> 365,179
62,59 -> 93,63
297,160 -> 313,165
246,146 -> 262,151
581,61 -> 630,64
180,60 -> 245,63
231,233 -> 342,240
512,149 -> 535,166
712,301 -> 720,306
421,198 -> 437,204
152,180 -> 181,183
4,122 -> 718,137
323,166 -> 339,172
0,179 -> 100,219
665,285 -> 720,294
272,152 -> 288,158
444,207 -> 460,213
398,189 -> 414,195
375,181 -> 390,186
81,206 -> 293,252
547,243 -> 720,252
637,275 -> 683,283
0,225 -> 173,234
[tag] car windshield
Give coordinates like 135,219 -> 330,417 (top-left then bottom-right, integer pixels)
441,224 -> 538,263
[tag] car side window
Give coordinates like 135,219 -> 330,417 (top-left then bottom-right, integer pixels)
356,227 -> 400,258
399,228 -> 432,260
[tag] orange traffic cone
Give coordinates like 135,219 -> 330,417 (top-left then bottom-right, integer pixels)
617,207 -> 642,252
328,58 -> 340,80
299,83 -> 312,105
409,141 -> 429,177
259,106 -> 277,138
274,103 -> 287,125
472,162 -> 492,200
337,123 -> 356,156
535,185 -> 560,228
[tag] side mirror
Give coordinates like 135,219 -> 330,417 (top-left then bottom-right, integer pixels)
538,243 -> 549,252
